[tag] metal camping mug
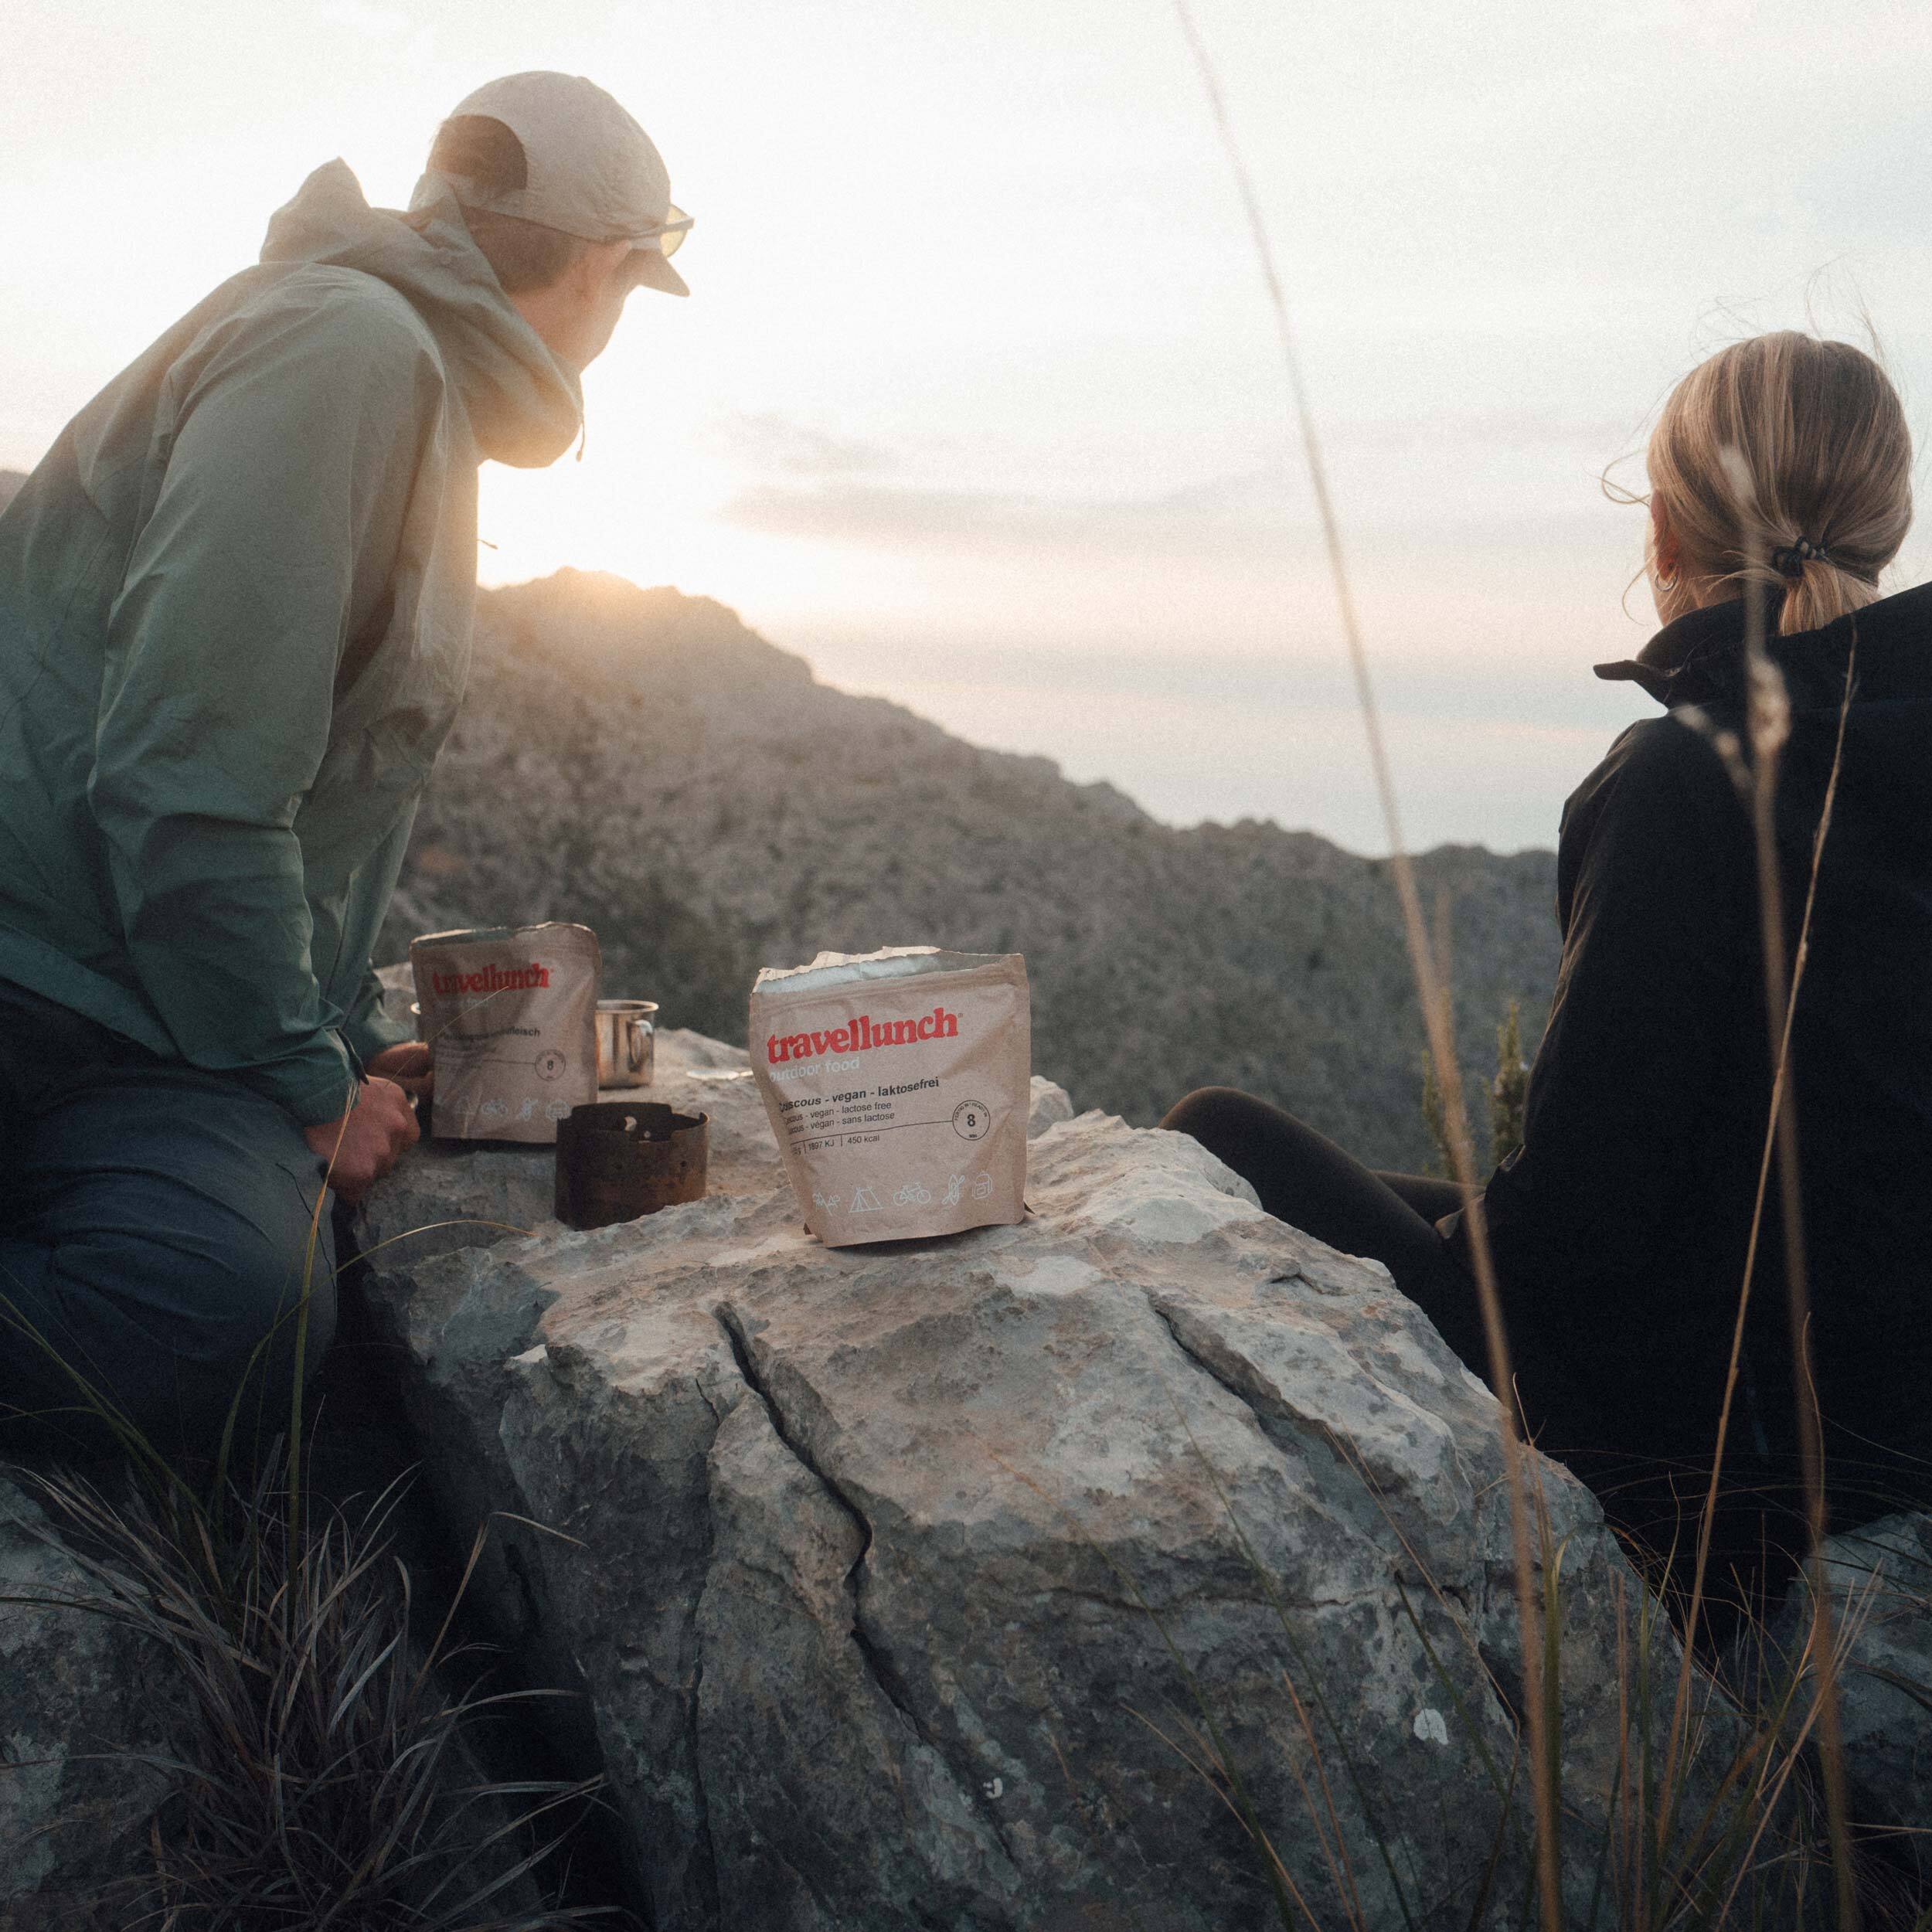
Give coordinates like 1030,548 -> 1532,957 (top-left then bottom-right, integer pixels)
595,999 -> 658,1087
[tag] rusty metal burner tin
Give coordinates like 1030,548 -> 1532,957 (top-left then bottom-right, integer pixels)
554,1102 -> 709,1230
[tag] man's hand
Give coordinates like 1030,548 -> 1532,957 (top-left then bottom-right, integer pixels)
304,1077 -> 420,1205
366,1041 -> 433,1100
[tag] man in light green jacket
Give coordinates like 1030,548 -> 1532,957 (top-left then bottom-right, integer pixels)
0,73 -> 692,1452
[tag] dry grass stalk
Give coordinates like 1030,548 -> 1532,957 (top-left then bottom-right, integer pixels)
1653,445 -> 1859,1927
1169,5 -> 1563,1921
1661,661 -> 1849,1665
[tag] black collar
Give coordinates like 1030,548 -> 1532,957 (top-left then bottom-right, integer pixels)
1594,599 -> 1752,708
1593,582 -> 1932,713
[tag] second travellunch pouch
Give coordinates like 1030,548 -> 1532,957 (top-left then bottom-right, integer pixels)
749,947 -> 1030,1247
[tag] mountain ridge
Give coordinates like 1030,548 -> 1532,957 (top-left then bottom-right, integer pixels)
383,570 -> 1560,1168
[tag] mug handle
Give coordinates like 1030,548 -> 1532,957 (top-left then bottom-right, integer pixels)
624,1015 -> 648,1075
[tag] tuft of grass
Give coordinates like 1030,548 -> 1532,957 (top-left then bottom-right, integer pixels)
5,1444 -> 618,1930
1491,1002 -> 1529,1169
1420,997 -> 1530,1179
1420,1049 -> 1461,1181
1,1150 -> 618,1927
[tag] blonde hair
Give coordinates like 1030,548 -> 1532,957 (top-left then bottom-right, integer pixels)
1648,332 -> 1912,635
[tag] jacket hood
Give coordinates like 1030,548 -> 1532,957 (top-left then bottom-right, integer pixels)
260,159 -> 582,468
1594,581 -> 1932,718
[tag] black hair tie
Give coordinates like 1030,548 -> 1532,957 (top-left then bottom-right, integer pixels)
1770,536 -> 1829,579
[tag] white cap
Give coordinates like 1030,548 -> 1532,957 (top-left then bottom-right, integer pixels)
431,71 -> 691,297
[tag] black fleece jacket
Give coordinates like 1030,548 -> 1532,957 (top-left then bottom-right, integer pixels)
1449,584 -> 1932,1522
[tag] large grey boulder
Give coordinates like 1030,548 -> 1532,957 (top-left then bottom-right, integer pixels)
355,1050 -> 1752,1930
0,1478 -> 170,1928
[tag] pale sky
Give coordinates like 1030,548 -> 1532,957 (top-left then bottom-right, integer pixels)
9,0 -> 1932,852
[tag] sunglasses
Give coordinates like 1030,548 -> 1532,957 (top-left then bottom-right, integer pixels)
646,204 -> 692,258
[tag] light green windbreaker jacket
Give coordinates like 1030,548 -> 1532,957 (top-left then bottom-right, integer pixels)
0,162 -> 581,1124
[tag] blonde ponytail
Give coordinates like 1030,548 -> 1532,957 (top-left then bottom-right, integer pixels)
1648,332 -> 1911,636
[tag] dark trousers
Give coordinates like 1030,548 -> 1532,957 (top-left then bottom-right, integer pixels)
0,981 -> 335,1461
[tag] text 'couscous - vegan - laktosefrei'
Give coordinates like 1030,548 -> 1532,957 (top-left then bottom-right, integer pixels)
749,948 -> 1031,1246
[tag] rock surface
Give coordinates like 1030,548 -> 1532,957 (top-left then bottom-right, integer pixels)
0,1478 -> 171,1928
355,1040 -> 1738,1930
1753,1511 -> 1932,1886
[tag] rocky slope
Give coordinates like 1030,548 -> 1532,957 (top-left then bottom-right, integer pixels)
380,570 -> 1561,1170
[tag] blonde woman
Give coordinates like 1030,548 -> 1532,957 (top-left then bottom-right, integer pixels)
1166,332 -> 1930,1639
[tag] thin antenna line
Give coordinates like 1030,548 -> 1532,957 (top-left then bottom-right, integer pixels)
1169,6 -> 1561,1925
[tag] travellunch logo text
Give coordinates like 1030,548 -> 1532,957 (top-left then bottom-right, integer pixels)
766,1008 -> 959,1063
430,961 -> 553,998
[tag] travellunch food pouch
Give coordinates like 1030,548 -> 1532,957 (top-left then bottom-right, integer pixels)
410,923 -> 600,1144
749,948 -> 1030,1247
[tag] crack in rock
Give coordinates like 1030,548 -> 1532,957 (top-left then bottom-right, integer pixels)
1151,1296 -> 1366,1485
1150,1295 -> 1344,1476
1153,1301 -> 1553,1736
713,1304 -> 1022,1878
1147,1301 -> 1436,1627
685,1597 -> 722,1924
715,1304 -> 875,1570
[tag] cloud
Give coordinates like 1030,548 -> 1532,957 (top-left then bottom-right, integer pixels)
711,400 -> 1647,562
714,471 -> 1309,560
315,3 -> 434,60
1335,409 -> 1639,456
318,0 -> 410,32
706,411 -> 894,479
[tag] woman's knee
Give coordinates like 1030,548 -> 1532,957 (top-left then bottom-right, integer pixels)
1160,1085 -> 1277,1142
